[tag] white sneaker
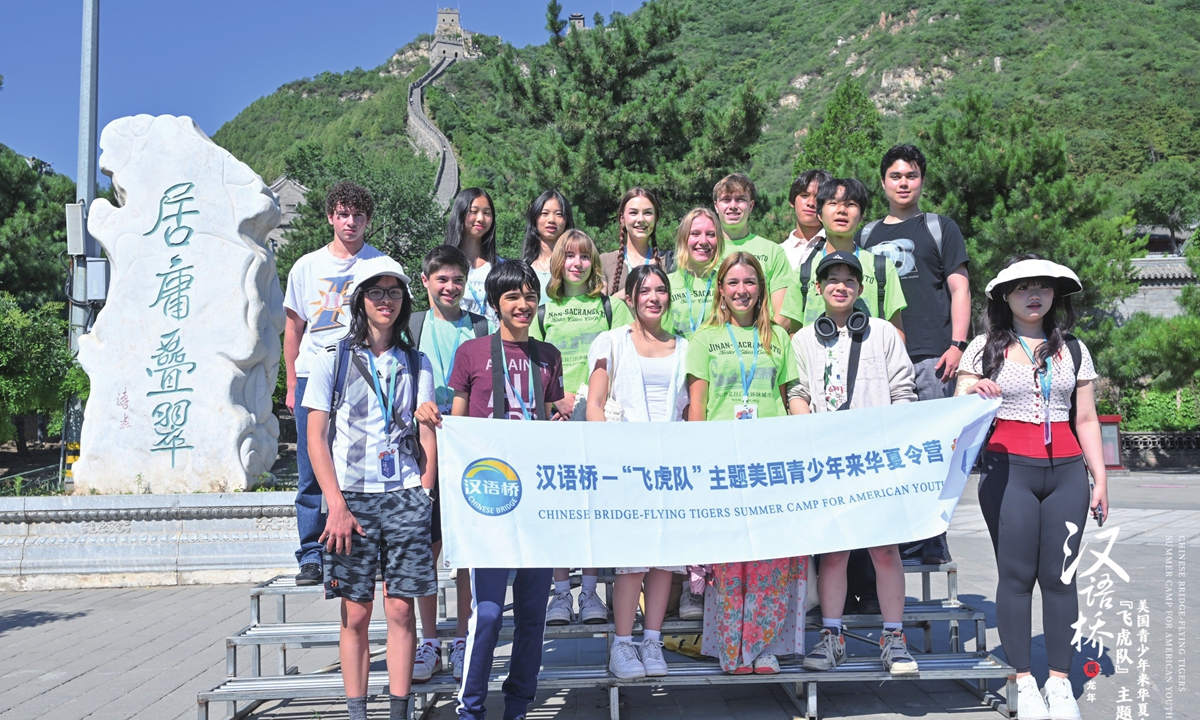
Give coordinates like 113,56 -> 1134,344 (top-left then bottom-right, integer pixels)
641,637 -> 668,676
578,588 -> 609,624
678,586 -> 704,621
1016,675 -> 1050,720
1043,676 -> 1081,720
412,640 -> 441,683
450,640 -> 466,681
609,640 -> 646,679
546,590 -> 574,625
753,653 -> 780,674
879,630 -> 918,675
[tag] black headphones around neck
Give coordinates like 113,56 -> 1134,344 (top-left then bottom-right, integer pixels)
814,310 -> 868,340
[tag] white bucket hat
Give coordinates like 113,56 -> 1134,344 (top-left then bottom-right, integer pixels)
985,258 -> 1082,299
351,256 -> 411,298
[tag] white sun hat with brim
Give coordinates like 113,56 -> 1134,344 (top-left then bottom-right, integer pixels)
985,258 -> 1082,299
351,256 -> 411,298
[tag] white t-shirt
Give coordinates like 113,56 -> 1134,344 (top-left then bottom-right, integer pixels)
961,336 -> 1098,424
302,344 -> 434,493
284,244 -> 385,377
462,261 -> 498,324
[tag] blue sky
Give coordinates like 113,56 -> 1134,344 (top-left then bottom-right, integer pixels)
0,1 -> 644,183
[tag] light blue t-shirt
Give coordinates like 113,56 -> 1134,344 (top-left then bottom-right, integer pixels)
418,310 -> 496,411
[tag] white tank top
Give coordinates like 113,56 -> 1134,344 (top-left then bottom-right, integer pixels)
638,353 -> 676,423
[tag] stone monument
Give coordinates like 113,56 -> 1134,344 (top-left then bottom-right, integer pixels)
75,115 -> 286,494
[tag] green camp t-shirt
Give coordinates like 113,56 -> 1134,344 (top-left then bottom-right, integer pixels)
417,311 -> 497,411
530,294 -> 633,392
780,246 -> 907,328
685,323 -> 798,420
723,233 -> 793,304
663,268 -> 718,338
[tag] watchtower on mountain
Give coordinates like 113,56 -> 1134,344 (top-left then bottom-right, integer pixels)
431,8 -> 473,60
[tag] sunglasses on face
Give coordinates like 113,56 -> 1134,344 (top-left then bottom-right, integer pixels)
365,287 -> 405,301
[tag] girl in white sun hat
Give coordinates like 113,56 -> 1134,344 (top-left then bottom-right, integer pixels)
955,254 -> 1106,720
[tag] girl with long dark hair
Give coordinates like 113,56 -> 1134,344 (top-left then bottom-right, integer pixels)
599,187 -> 674,298
520,190 -> 574,303
444,188 -> 499,322
956,254 -> 1107,720
584,264 -> 690,679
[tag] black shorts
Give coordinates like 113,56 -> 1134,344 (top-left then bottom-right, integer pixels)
323,488 -> 437,601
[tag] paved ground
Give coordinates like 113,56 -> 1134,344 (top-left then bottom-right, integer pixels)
2,473 -> 1199,720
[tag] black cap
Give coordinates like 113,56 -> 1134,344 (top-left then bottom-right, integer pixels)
815,251 -> 863,281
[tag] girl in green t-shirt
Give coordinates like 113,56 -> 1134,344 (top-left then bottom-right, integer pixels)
665,207 -> 724,339
684,251 -> 808,675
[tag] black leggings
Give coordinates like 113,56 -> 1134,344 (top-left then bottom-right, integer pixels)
978,452 -> 1089,674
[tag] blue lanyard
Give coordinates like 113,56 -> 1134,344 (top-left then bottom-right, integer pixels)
466,280 -> 486,314
428,310 -> 467,390
1017,335 -> 1053,427
726,323 -> 759,404
498,342 -> 536,420
684,271 -> 715,334
366,350 -> 399,433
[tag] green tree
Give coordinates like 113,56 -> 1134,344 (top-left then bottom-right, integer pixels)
794,80 -> 885,216
545,0 -> 567,41
276,143 -> 442,283
488,0 -> 767,236
1128,158 -> 1200,255
0,145 -> 73,307
0,294 -> 73,454
918,91 -> 1142,319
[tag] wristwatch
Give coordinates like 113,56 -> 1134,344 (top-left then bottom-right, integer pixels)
950,340 -> 969,351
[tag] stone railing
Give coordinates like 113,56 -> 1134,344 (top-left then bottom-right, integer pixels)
0,493 -> 296,591
407,56 -> 460,210
1121,432 -> 1200,470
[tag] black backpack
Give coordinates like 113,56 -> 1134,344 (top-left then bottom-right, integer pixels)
327,339 -> 423,457
407,310 -> 490,348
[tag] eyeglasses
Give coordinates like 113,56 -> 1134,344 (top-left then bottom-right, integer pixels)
365,287 -> 405,301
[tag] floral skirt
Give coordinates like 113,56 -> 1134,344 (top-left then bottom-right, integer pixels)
700,556 -> 809,671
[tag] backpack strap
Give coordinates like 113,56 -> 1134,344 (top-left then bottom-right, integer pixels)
874,253 -> 887,318
1066,334 -> 1082,439
859,219 -> 882,245
468,311 -> 489,338
537,304 -> 547,337
490,333 -> 546,420
798,252 -> 817,319
925,213 -> 943,260
407,311 -> 426,350
602,295 -> 613,328
837,329 -> 865,411
327,338 -> 354,445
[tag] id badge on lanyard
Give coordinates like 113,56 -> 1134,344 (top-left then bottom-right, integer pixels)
1017,336 -> 1053,445
727,324 -> 760,420
368,352 -> 399,478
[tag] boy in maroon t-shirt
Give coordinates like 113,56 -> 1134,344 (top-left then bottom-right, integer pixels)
415,260 -> 562,720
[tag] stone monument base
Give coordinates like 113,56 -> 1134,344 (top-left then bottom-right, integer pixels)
0,492 -> 296,591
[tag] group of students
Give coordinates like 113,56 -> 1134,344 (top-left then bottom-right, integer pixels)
281,143 -> 1108,720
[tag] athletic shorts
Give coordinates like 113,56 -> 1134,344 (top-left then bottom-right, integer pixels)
323,488 -> 437,601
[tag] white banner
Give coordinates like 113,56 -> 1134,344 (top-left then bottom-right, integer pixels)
439,396 -> 1001,568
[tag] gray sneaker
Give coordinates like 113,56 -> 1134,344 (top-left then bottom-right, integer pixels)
546,590 -> 574,625
412,640 -> 441,683
578,588 -> 609,624
880,629 -> 918,675
609,640 -> 646,679
803,628 -> 846,671
678,586 -> 704,621
450,640 -> 466,681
